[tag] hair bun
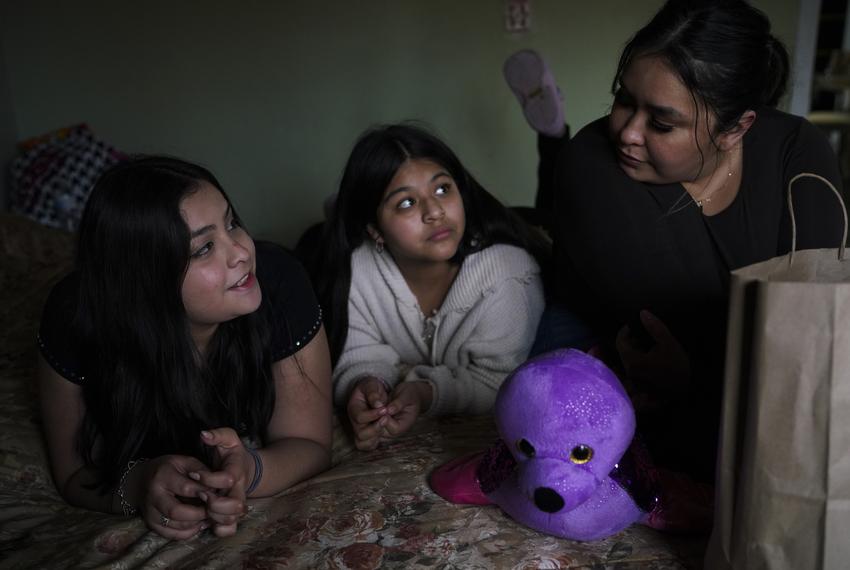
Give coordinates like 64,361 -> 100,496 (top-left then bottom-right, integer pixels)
762,35 -> 790,107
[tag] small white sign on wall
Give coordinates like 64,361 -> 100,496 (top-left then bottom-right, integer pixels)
505,0 -> 531,33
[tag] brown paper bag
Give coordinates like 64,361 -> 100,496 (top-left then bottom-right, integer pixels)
706,173 -> 850,570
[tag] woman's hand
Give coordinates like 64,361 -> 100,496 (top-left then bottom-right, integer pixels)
346,377 -> 391,451
131,455 -> 211,540
383,381 -> 432,439
194,428 -> 252,537
615,310 -> 690,394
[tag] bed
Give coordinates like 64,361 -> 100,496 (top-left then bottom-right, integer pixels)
0,213 -> 707,569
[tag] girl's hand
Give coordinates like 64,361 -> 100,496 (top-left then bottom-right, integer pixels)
615,310 -> 690,394
347,377 -> 390,451
195,428 -> 251,537
133,455 -> 211,540
383,381 -> 432,438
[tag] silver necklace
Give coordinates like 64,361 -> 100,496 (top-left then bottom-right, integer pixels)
664,146 -> 737,217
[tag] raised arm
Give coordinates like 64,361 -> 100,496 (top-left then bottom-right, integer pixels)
192,326 -> 333,537
245,325 -> 333,496
38,353 -> 101,508
332,293 -> 403,406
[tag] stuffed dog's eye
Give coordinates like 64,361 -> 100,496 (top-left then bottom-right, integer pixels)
569,445 -> 593,464
516,439 -> 536,457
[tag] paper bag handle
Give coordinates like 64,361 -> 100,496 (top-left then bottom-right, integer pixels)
787,172 -> 848,265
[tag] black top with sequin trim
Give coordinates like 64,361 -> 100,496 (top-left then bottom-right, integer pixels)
38,241 -> 322,384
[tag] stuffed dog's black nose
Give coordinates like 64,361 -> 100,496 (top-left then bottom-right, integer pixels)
534,487 -> 565,513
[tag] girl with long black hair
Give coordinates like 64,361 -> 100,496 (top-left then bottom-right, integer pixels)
37,156 -> 332,539
314,123 -> 547,451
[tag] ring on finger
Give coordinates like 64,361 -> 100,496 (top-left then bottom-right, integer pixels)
160,513 -> 170,527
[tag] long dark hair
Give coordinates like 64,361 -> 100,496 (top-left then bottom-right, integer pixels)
613,0 -> 789,134
75,156 -> 274,491
314,123 -> 549,364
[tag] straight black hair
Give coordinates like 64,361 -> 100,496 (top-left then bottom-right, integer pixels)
313,123 -> 550,364
613,0 -> 789,134
75,156 -> 274,491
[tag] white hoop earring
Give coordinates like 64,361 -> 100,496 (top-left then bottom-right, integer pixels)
375,241 -> 384,254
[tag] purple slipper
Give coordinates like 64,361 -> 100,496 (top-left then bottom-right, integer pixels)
503,49 -> 565,138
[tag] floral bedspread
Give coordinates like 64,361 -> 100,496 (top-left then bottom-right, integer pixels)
0,214 -> 707,569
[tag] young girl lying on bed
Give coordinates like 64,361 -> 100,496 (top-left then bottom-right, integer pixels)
315,124 -> 547,451
37,156 -> 333,540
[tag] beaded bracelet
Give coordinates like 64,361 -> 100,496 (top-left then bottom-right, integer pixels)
116,458 -> 148,516
245,446 -> 263,496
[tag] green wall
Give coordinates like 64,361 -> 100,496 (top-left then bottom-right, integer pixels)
2,0 -> 799,246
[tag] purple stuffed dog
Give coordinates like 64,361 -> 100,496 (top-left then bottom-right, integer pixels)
430,349 -> 712,541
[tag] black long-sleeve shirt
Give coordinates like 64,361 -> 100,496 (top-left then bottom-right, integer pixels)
553,107 -> 844,363
551,107 -> 844,478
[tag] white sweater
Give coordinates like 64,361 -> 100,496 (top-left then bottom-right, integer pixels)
333,243 -> 545,416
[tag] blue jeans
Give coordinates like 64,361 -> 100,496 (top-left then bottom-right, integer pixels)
529,303 -> 597,357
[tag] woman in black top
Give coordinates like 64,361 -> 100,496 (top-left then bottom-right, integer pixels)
38,156 -> 332,539
518,0 -> 845,479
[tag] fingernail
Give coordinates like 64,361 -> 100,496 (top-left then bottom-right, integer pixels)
199,492 -> 209,502
201,430 -> 212,439
200,522 -> 209,530
189,471 -> 201,481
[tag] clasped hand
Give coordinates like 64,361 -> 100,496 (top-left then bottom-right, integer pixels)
614,310 -> 690,398
136,427 -> 255,539
347,377 -> 432,450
